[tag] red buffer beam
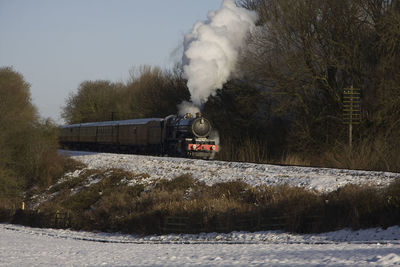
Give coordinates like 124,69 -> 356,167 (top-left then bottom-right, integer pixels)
188,144 -> 218,152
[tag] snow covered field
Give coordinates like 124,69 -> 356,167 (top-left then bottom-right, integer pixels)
1,223 -> 400,266
62,150 -> 400,192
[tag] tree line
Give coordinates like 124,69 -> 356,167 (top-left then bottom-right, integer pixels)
231,0 -> 400,170
61,66 -> 189,123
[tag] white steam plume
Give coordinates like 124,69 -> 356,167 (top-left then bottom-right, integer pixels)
181,0 -> 258,109
177,101 -> 200,116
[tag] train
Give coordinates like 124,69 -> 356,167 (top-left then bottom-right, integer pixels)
59,112 -> 219,159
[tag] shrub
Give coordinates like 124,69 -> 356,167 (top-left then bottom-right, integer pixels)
323,184 -> 386,230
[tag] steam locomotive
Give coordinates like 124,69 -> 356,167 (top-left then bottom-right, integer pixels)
59,113 -> 218,159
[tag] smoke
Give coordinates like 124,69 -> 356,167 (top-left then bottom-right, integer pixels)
177,101 -> 200,116
181,0 -> 258,109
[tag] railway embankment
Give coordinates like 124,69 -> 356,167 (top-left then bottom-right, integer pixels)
4,151 -> 400,235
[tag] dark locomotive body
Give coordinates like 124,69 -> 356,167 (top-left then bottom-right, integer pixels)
59,113 -> 218,159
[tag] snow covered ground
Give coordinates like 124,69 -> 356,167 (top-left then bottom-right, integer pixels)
61,150 -> 400,192
1,223 -> 400,266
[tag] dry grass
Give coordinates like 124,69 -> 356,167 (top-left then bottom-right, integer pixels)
215,138 -> 313,168
216,138 -> 269,163
279,153 -> 311,167
10,171 -> 400,234
322,139 -> 390,171
215,132 -> 400,173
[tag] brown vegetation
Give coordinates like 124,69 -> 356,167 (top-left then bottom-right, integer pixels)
10,172 -> 400,234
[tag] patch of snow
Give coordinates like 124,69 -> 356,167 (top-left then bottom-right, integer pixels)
84,173 -> 102,187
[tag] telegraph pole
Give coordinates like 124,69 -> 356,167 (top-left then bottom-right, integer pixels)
343,86 -> 361,149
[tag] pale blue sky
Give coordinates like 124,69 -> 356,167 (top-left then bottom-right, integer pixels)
0,0 -> 221,123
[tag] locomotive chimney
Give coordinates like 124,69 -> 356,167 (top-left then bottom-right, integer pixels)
196,112 -> 202,118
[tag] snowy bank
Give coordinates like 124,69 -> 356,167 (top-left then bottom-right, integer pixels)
62,150 -> 400,192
